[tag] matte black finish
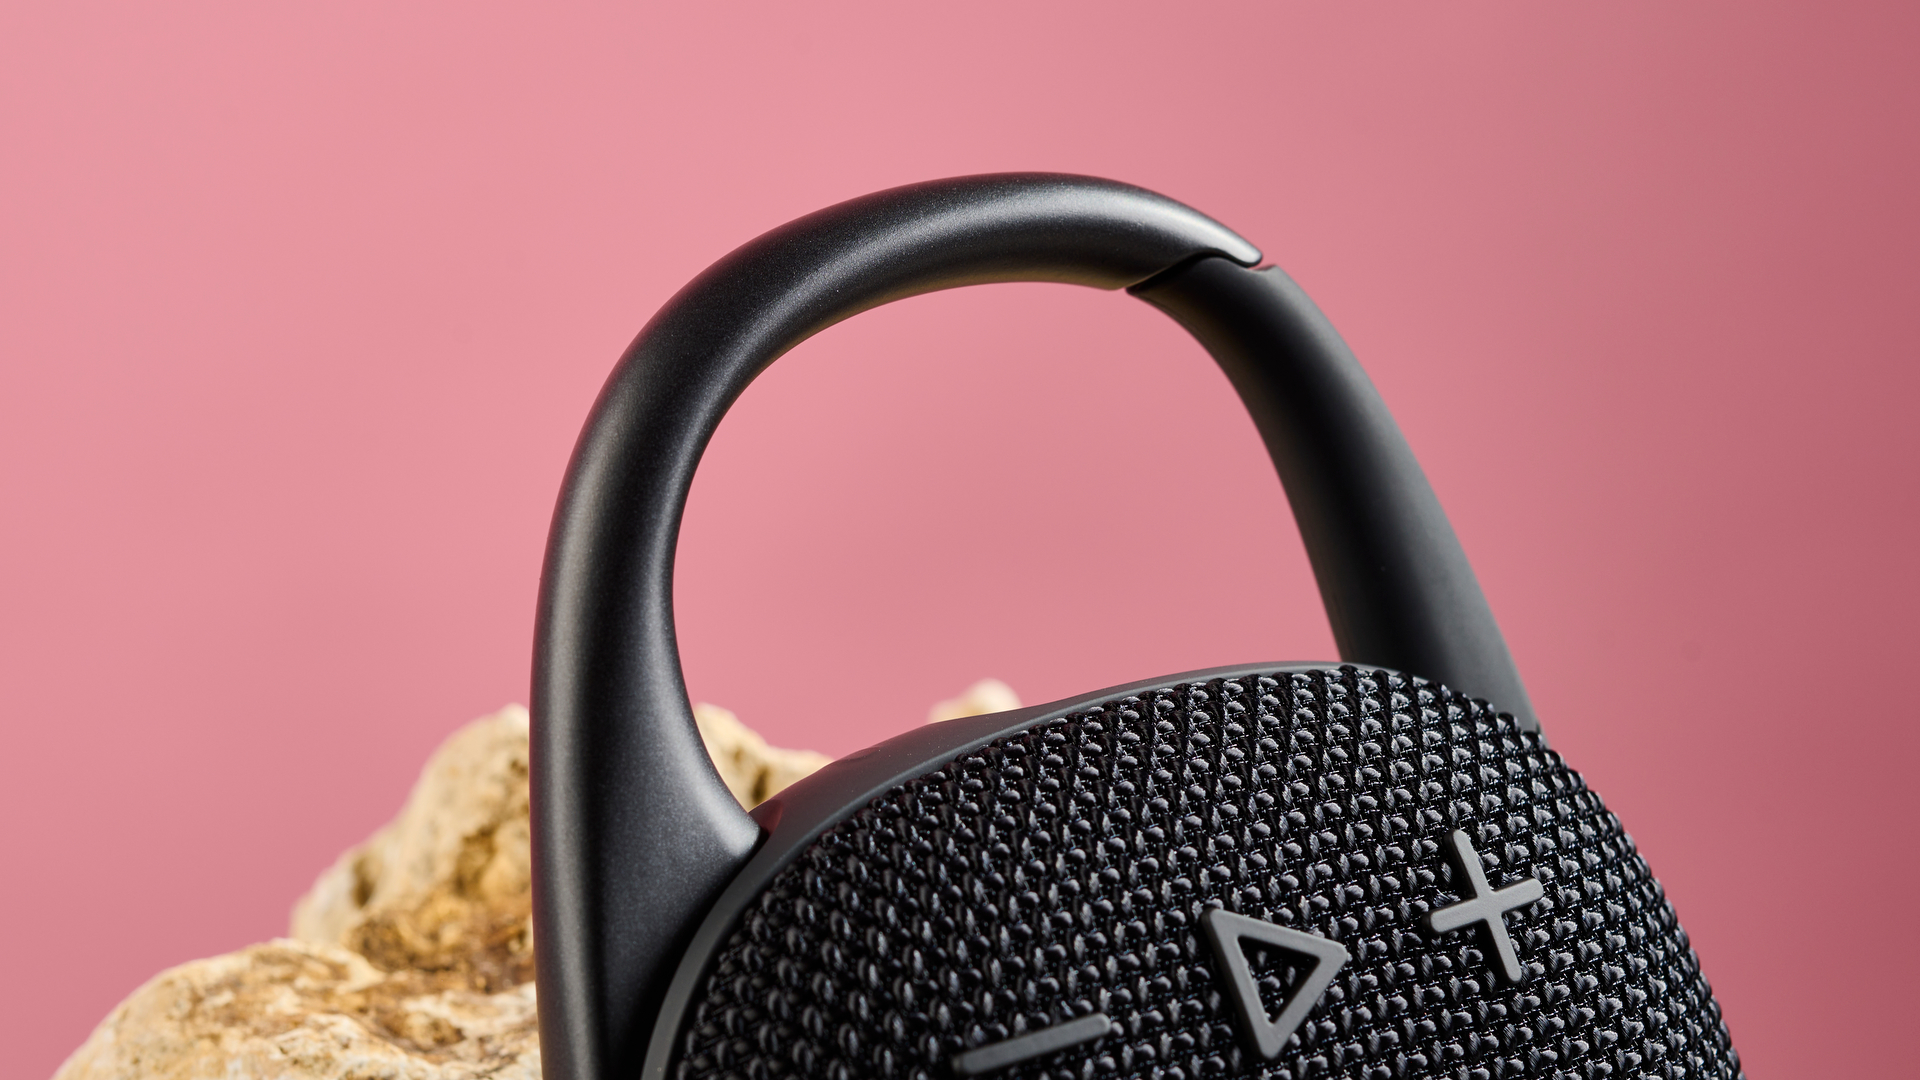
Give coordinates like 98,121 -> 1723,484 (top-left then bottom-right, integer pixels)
534,174 -> 1542,1080
653,666 -> 1739,1080
1132,258 -> 1539,733
1424,828 -> 1546,986
636,663 -> 1346,1080
536,175 -> 1264,1080
952,1013 -> 1114,1075
1199,908 -> 1350,1060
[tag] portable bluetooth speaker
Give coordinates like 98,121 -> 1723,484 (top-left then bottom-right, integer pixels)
532,174 -> 1741,1080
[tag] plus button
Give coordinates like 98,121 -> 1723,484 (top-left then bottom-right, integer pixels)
1423,829 -> 1544,985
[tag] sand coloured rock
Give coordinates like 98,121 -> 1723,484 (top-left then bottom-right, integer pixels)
54,682 -> 1019,1079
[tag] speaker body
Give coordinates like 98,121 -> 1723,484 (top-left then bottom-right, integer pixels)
649,666 -> 1737,1080
530,175 -> 1741,1080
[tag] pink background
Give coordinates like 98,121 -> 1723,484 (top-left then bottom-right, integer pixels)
4,4 -> 1916,1075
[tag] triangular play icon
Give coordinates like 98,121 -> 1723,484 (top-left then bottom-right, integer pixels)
1199,908 -> 1351,1060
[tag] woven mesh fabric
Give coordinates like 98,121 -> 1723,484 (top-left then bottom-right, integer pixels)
671,667 -> 1740,1080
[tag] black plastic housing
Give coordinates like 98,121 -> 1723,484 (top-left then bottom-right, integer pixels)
533,174 -> 1569,1080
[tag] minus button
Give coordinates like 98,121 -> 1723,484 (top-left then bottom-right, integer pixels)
951,1013 -> 1113,1076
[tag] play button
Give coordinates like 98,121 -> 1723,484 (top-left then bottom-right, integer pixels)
1198,908 -> 1351,1060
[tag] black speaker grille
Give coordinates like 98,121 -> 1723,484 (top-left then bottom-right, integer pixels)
671,667 -> 1740,1080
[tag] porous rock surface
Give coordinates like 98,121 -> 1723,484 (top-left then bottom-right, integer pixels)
52,940 -> 544,1080
55,682 -> 1018,1079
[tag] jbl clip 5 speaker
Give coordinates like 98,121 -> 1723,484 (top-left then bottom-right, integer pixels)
532,175 -> 1740,1080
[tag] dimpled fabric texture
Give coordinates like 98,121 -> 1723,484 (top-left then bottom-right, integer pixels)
672,668 -> 1741,1080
